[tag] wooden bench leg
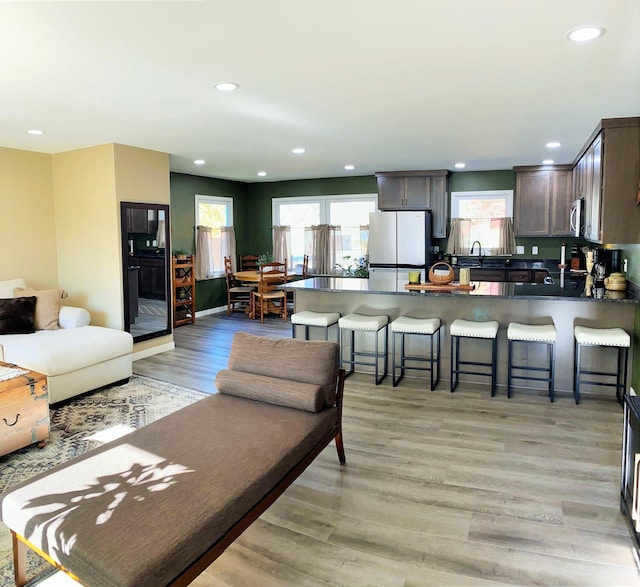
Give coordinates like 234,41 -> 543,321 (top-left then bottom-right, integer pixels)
12,531 -> 28,587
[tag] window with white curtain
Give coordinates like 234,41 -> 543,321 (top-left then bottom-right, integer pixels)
195,195 -> 234,279
447,190 -> 516,255
272,195 -> 376,272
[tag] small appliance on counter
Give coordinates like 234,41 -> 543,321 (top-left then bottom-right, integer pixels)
594,248 -> 623,277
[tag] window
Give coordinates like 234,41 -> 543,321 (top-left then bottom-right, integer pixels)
448,190 -> 515,255
195,195 -> 234,278
273,195 -> 376,270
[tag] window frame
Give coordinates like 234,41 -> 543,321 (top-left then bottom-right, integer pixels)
450,190 -> 513,219
272,194 -> 377,270
195,194 -> 234,278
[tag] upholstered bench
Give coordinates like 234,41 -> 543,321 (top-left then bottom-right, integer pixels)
1,333 -> 345,586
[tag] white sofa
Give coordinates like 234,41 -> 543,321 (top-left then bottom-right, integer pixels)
0,278 -> 133,404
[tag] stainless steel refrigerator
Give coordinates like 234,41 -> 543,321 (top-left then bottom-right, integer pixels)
368,211 -> 433,279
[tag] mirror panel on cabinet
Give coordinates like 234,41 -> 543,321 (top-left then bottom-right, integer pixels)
121,202 -> 171,342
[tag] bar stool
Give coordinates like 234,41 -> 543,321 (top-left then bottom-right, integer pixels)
450,319 -> 499,395
574,326 -> 630,405
339,313 -> 388,385
291,310 -> 340,343
390,316 -> 442,390
507,322 -> 557,402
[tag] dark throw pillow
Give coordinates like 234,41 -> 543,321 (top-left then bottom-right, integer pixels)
0,297 -> 37,334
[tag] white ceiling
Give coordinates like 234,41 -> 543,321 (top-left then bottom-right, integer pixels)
2,0 -> 639,183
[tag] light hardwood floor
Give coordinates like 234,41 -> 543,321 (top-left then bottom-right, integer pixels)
134,313 -> 639,586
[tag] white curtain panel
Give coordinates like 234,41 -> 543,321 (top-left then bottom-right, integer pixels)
304,224 -> 343,274
221,226 -> 237,272
195,225 -> 215,280
446,217 -> 515,256
272,225 -> 291,269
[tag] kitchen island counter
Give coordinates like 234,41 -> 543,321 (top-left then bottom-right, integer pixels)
287,276 -> 637,395
286,276 -> 640,304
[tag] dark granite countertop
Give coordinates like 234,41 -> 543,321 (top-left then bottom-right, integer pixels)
286,275 -> 640,304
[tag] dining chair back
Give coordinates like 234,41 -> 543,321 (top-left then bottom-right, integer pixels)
302,254 -> 309,278
240,255 -> 259,271
224,256 -> 253,316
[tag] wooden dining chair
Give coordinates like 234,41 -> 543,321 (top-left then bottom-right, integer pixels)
239,255 -> 259,271
224,257 -> 254,316
252,260 -> 288,323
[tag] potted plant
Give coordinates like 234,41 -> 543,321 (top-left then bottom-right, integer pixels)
336,255 -> 369,278
257,251 -> 274,267
172,248 -> 189,261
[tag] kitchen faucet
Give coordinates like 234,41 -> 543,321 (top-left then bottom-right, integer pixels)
470,240 -> 484,266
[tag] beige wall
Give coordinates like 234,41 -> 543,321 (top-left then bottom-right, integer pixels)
52,145 -> 119,327
1,143 -> 173,355
51,143 -> 171,333
114,144 -> 170,205
0,147 -> 58,288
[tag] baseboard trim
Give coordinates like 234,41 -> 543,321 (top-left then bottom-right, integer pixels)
132,341 -> 175,361
196,306 -> 226,318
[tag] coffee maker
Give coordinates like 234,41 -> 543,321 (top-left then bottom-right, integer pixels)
594,248 -> 623,277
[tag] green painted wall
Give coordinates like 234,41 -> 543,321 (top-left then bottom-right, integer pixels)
170,172 -> 248,311
616,243 -> 640,392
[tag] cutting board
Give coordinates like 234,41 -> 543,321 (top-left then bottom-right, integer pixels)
404,282 -> 475,292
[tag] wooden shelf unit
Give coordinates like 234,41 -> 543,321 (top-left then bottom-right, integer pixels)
172,255 -> 195,327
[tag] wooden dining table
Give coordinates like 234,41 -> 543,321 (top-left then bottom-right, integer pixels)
233,270 -> 296,318
233,270 -> 296,283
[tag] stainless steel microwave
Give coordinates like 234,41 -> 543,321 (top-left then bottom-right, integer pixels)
570,198 -> 584,237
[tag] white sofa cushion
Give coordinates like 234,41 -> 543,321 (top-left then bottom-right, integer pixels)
0,278 -> 27,299
0,326 -> 133,377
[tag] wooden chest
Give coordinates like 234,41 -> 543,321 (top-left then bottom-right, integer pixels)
0,363 -> 49,457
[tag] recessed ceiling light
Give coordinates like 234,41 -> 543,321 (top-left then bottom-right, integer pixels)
542,159 -> 555,165
26,129 -> 44,135
454,162 -> 466,169
344,164 -> 355,171
214,82 -> 239,92
567,26 -> 605,42
546,141 -> 561,149
292,147 -> 305,154
193,159 -> 205,165
257,171 -> 267,177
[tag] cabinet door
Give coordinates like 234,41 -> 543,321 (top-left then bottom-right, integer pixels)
515,171 -> 552,236
127,209 -> 149,233
589,135 -> 602,242
583,145 -> 595,240
550,170 -> 573,236
404,176 -> 431,209
377,176 -> 405,209
430,175 -> 448,238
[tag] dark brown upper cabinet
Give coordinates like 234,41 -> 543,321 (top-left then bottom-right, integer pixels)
573,118 -> 640,244
514,166 -> 573,237
375,170 -> 449,238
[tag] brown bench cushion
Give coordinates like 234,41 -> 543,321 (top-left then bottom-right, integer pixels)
227,332 -> 339,407
1,394 -> 338,587
215,369 -> 325,412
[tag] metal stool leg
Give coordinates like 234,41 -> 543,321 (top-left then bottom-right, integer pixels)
491,337 -> 497,396
549,342 -> 556,402
574,341 -> 581,405
507,339 -> 513,398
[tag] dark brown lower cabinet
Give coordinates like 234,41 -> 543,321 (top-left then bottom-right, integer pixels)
621,396 -> 640,560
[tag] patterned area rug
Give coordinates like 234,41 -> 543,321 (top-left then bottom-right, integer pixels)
0,375 -> 207,586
